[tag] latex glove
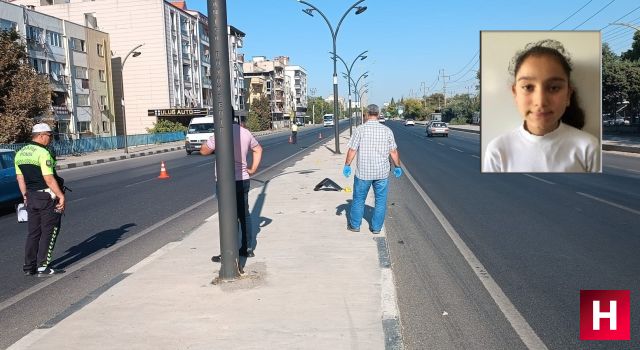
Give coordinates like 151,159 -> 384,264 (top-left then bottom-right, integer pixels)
393,167 -> 403,178
343,165 -> 352,178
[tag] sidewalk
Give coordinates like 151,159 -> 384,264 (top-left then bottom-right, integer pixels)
9,131 -> 400,350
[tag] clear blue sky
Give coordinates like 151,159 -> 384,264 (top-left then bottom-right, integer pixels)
189,0 -> 640,106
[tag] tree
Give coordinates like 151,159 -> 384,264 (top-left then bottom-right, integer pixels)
0,29 -> 52,143
386,99 -> 398,118
403,98 -> 426,120
146,119 -> 187,133
621,31 -> 640,61
246,96 -> 271,132
602,43 -> 629,116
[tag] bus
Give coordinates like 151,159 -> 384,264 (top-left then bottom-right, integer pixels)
323,114 -> 334,127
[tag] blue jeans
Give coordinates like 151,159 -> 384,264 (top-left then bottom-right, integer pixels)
349,176 -> 389,232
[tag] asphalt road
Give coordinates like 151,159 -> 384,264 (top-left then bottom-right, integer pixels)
384,120 -> 640,350
0,122 -> 348,349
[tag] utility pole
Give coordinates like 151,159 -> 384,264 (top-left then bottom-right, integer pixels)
440,69 -> 450,108
208,0 -> 239,280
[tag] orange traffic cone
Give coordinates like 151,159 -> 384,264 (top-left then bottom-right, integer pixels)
158,161 -> 170,179
288,135 -> 293,143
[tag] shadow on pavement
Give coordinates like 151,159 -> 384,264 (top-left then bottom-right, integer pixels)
52,223 -> 137,269
336,199 -> 374,231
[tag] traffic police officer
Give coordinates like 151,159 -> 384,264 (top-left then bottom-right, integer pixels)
15,123 -> 65,277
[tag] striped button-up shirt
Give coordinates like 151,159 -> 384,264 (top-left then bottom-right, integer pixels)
347,120 -> 398,180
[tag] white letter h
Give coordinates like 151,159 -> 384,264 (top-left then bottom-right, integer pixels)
593,300 -> 617,330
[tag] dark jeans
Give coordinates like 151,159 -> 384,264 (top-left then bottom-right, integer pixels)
236,179 -> 253,252
291,131 -> 297,144
24,191 -> 62,272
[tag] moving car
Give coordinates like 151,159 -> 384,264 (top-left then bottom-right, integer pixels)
426,122 -> 449,137
0,149 -> 21,204
378,116 -> 386,123
185,115 -> 214,155
323,114 -> 335,127
404,119 -> 415,126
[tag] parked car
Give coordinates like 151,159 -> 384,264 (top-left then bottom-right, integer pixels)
378,116 -> 386,123
426,122 -> 449,137
0,149 -> 22,205
404,119 -> 415,126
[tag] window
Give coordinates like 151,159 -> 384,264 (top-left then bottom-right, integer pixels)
102,121 -> 110,132
77,94 -> 89,106
26,26 -> 43,42
31,58 -> 46,74
74,66 -> 88,79
100,95 -> 107,110
69,37 -> 86,52
97,43 -> 104,57
0,19 -> 17,32
76,121 -> 90,132
98,69 -> 106,81
46,31 -> 62,47
49,61 -> 65,77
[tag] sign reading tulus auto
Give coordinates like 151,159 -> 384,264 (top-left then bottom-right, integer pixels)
147,108 -> 208,117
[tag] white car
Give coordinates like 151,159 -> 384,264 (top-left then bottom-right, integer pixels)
404,119 -> 415,126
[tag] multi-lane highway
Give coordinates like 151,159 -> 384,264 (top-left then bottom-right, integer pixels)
384,120 -> 640,349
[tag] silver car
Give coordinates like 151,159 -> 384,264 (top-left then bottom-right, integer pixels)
426,122 -> 449,137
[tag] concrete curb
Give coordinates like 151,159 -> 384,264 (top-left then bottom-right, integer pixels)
448,126 -> 480,134
602,144 -> 640,154
56,145 -> 185,170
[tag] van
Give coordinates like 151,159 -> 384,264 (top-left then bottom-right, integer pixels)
185,115 -> 214,155
323,114 -> 334,127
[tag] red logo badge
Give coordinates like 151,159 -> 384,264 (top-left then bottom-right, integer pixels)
580,290 -> 630,341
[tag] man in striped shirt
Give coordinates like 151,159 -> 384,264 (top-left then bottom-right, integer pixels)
343,104 -> 402,234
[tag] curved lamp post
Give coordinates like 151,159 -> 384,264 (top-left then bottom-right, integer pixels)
120,43 -> 144,153
332,50 -> 367,135
299,0 -> 367,154
357,88 -> 369,123
345,71 -> 368,125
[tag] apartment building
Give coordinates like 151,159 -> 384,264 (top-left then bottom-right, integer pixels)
284,65 -> 308,124
14,0 -> 246,134
0,1 -> 114,136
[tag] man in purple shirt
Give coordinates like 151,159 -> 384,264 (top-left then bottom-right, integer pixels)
201,119 -> 263,258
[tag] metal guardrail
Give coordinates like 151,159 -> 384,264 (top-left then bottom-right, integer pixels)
0,132 -> 185,156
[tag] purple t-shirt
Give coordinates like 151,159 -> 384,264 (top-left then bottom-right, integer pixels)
206,124 -> 259,180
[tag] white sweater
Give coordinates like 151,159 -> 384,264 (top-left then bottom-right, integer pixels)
483,122 -> 600,173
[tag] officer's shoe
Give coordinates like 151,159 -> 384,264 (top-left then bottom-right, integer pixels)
36,267 -> 65,277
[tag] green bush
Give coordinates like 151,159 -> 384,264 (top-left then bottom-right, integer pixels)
448,117 -> 469,125
147,119 -> 187,133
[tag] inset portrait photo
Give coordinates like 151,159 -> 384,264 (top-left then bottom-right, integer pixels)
480,31 -> 602,173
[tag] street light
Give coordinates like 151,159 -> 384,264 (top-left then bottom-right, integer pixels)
332,50 -> 367,135
356,83 -> 369,124
120,43 -> 144,153
299,0 -> 367,154
345,72 -> 368,125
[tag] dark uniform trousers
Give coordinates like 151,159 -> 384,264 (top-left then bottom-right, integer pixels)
24,191 -> 62,272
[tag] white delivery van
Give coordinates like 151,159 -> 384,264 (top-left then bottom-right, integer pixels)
323,114 -> 334,127
185,115 -> 214,155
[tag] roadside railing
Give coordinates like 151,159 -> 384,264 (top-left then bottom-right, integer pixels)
0,132 -> 185,156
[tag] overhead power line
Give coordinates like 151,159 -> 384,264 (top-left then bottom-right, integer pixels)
573,0 -> 616,29
551,0 -> 593,30
600,4 -> 640,30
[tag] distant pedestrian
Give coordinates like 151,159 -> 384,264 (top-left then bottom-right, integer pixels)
201,112 -> 263,258
343,104 -> 402,234
15,123 -> 66,276
291,121 -> 298,144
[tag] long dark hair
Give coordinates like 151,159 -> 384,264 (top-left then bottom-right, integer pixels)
512,41 -> 585,130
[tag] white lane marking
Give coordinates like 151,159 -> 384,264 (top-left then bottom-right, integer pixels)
67,197 -> 86,204
450,147 -> 464,153
124,241 -> 185,274
604,165 -> 640,174
577,192 -> 640,216
0,195 -> 215,314
437,142 -> 445,146
471,155 -> 480,159
426,139 -> 434,142
197,161 -> 214,168
381,268 -> 399,320
403,167 -> 549,350
523,174 -> 556,185
125,178 -> 156,188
